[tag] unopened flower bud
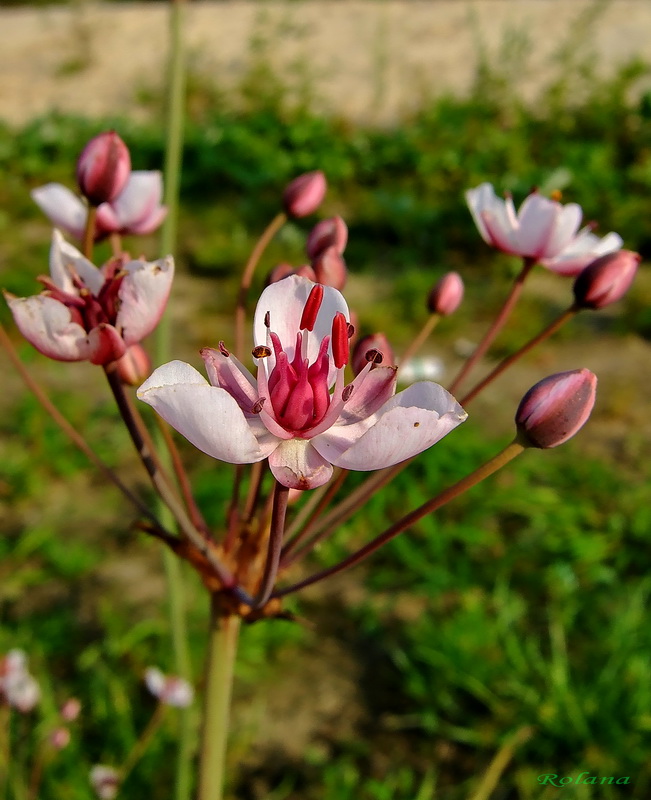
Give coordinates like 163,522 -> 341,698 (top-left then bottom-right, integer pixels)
573,250 -> 640,309
116,344 -> 151,387
516,369 -> 597,449
283,171 -> 327,218
76,131 -> 131,206
60,697 -> 82,722
312,245 -> 347,290
428,272 -> 464,315
266,263 -> 317,285
306,216 -> 348,259
351,333 -> 394,375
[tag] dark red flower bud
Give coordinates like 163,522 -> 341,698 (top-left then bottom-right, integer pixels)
312,245 -> 347,290
306,216 -> 348,259
351,333 -> 395,375
76,131 -> 131,206
283,171 -> 327,218
427,272 -> 464,315
516,369 -> 597,449
573,250 -> 640,309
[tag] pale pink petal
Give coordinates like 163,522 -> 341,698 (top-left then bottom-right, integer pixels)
313,382 -> 466,470
5,293 -> 93,361
50,230 -> 104,295
465,183 -> 497,243
201,347 -> 258,411
542,230 -> 623,276
144,667 -> 166,699
334,365 -> 397,427
268,438 -> 333,489
115,256 -> 174,345
540,202 -> 583,257
31,184 -> 87,241
112,171 -> 167,234
513,193 -> 560,258
137,361 -> 279,463
253,274 -> 349,385
480,209 -> 518,253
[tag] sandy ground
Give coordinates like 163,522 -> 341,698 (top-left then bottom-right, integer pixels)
1,1 -> 651,126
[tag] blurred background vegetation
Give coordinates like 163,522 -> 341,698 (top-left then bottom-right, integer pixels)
1,2 -> 651,798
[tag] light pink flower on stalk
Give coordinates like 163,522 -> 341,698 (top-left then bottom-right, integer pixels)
0,649 -> 40,712
90,765 -> 120,800
4,230 -> 174,365
138,275 -> 467,490
32,171 -> 168,242
466,182 -> 622,276
144,667 -> 194,708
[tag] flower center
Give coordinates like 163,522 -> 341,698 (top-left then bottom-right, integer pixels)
266,285 -> 348,433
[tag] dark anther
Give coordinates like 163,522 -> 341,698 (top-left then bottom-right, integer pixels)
347,323 -> 355,339
252,345 -> 272,358
264,311 -> 271,328
219,341 -> 230,357
251,397 -> 266,414
365,348 -> 383,364
342,384 -> 354,402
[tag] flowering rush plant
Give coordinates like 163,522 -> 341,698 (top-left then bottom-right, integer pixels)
1,128 -> 641,800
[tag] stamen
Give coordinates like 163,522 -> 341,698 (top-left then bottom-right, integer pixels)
331,312 -> 349,369
299,284 -> 324,331
342,384 -> 354,401
347,323 -> 355,339
219,341 -> 230,357
252,345 -> 272,358
365,348 -> 383,364
251,397 -> 266,413
264,311 -> 271,328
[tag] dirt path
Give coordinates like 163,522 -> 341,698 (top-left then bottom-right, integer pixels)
1,1 -> 651,127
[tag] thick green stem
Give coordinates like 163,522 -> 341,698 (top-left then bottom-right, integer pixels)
198,605 -> 241,800
158,0 -> 192,794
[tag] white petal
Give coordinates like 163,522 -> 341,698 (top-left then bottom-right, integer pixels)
514,193 -> 559,258
144,667 -> 166,699
137,361 -> 278,464
541,202 -> 583,257
50,229 -> 104,295
313,382 -> 466,470
253,274 -> 349,385
32,184 -> 87,241
268,438 -> 333,489
112,171 -> 163,231
6,293 -> 93,361
116,256 -> 174,345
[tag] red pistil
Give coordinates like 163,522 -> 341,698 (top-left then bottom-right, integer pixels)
331,312 -> 349,369
299,284 -> 324,331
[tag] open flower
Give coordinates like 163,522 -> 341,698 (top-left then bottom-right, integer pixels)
5,230 -> 174,365
144,667 -> 194,708
32,171 -> 168,242
138,276 -> 466,490
0,649 -> 41,713
466,182 -> 622,276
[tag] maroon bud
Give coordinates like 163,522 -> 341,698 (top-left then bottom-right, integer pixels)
312,245 -> 347,290
116,344 -> 151,386
351,332 -> 394,375
306,216 -> 348,259
76,131 -> 131,206
283,171 -> 327,218
266,263 -> 317,285
516,369 -> 597,449
573,250 -> 640,309
428,272 -> 464,315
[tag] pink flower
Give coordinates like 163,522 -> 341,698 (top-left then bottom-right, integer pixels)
573,250 -> 641,309
32,171 -> 168,242
90,765 -> 120,800
283,171 -> 327,218
5,230 -> 174,365
0,649 -> 40,713
466,183 -> 622,276
138,276 -> 466,490
144,667 -> 194,708
428,272 -> 464,316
